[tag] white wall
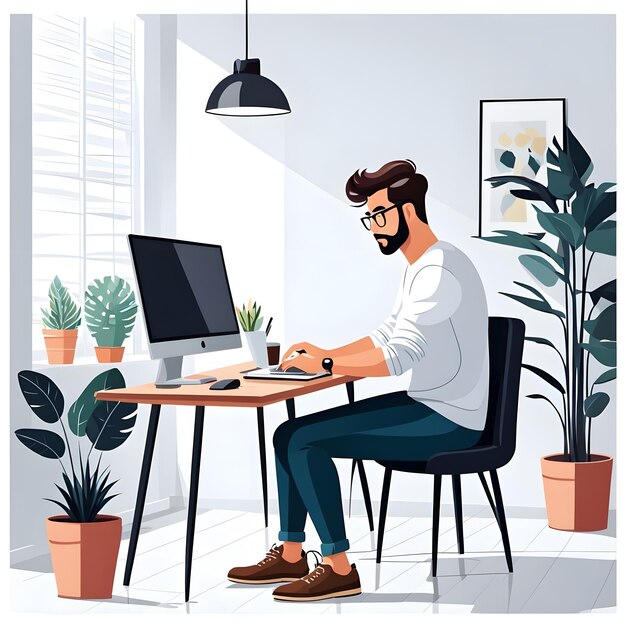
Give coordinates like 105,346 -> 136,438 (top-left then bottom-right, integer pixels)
176,12 -> 616,512
175,37 -> 287,504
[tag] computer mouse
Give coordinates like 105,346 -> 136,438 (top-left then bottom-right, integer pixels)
210,378 -> 241,390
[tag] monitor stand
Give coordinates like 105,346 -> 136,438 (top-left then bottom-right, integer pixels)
155,356 -> 217,388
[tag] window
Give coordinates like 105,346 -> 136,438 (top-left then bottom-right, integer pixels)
31,15 -> 145,361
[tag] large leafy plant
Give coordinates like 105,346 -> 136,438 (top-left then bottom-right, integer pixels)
482,126 -> 616,463
14,369 -> 137,522
85,275 -> 138,347
235,299 -> 264,331
41,275 -> 81,330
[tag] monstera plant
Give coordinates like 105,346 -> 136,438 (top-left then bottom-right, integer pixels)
85,275 -> 138,363
481,126 -> 616,531
15,368 -> 137,598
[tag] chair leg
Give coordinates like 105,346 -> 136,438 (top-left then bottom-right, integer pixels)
348,460 -> 357,517
432,475 -> 442,577
490,469 -> 513,573
376,468 -> 393,563
479,472 -> 500,526
356,460 -> 375,532
451,475 -> 464,554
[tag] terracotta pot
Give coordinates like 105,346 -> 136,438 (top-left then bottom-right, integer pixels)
42,329 -> 78,364
94,346 -> 125,363
541,453 -> 613,531
46,514 -> 122,599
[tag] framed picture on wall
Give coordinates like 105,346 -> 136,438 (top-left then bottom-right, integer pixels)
479,98 -> 566,237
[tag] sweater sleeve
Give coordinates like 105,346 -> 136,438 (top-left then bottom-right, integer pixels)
380,264 -> 462,376
369,279 -> 403,348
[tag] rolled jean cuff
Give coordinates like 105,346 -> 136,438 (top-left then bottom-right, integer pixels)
278,530 -> 306,543
320,538 -> 350,556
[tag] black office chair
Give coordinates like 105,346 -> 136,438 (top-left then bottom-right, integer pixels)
374,316 -> 525,575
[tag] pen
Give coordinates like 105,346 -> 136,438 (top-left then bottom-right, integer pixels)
265,317 -> 273,337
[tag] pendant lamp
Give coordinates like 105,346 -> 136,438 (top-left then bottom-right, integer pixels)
205,0 -> 291,117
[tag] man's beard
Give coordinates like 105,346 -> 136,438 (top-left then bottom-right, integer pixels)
374,208 -> 409,256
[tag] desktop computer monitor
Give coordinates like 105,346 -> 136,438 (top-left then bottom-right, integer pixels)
128,234 -> 242,386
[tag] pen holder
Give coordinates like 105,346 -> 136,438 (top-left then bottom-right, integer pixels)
244,330 -> 269,368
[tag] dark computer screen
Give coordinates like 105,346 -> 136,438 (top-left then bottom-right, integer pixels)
129,235 -> 239,343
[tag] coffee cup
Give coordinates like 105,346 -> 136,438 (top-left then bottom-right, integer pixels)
267,342 -> 281,366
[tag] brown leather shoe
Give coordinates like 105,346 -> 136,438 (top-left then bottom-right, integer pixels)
227,544 -> 310,584
272,563 -> 361,601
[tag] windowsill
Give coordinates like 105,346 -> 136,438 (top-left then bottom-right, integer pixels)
32,353 -> 154,371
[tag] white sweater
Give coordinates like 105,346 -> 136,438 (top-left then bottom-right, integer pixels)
369,240 -> 489,431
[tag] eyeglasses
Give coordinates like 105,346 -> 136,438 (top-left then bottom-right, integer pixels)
360,203 -> 404,231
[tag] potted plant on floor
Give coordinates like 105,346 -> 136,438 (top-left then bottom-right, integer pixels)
41,276 -> 81,364
235,299 -> 268,367
14,368 -> 137,598
85,275 -> 138,363
481,126 -> 616,531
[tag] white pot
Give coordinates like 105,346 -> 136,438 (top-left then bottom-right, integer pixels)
244,330 -> 269,368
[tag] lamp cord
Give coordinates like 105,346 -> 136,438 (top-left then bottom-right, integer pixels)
245,0 -> 249,59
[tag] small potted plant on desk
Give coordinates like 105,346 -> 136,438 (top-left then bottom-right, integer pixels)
85,275 -> 138,363
14,369 -> 137,598
481,126 -> 616,531
236,299 -> 269,368
41,276 -> 81,364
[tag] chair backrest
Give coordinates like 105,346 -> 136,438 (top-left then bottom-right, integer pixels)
476,316 -> 526,463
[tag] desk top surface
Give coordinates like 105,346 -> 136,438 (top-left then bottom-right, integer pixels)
95,361 -> 362,407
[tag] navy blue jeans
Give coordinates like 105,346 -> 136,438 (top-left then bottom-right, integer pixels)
273,391 -> 482,556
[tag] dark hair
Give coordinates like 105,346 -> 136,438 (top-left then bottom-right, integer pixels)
345,159 -> 429,224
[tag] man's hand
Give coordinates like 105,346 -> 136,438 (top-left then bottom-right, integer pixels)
278,351 -> 324,373
280,341 -> 324,362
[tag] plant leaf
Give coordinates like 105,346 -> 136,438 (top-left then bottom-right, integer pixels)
583,304 -> 616,341
14,428 -> 66,459
589,279 -> 616,305
526,394 -> 563,419
485,175 -> 558,212
566,127 -> 594,187
481,230 -> 564,269
571,184 -> 596,230
581,340 -> 616,367
584,392 -> 610,418
500,291 -> 565,318
594,368 -> 616,386
519,254 -> 564,287
43,498 -> 75,519
586,190 -> 616,232
533,205 -> 584,249
522,363 -> 565,394
68,369 -> 125,437
87,400 -> 137,451
525,336 -> 561,351
17,370 -> 64,424
586,220 -> 616,255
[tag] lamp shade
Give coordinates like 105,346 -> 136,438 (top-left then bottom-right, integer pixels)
205,58 -> 290,117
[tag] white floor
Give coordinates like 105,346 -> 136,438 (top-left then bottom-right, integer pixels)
10,505 -> 616,615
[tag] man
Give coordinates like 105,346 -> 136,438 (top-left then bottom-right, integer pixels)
228,159 -> 489,602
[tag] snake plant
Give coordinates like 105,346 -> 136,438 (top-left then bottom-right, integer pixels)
14,369 -> 137,522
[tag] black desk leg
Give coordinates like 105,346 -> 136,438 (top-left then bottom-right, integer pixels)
345,382 -> 374,532
257,407 -> 269,527
286,398 -> 296,421
185,406 -> 205,602
124,404 -> 161,587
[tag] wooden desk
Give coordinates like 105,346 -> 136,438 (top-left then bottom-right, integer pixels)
96,361 -> 370,602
